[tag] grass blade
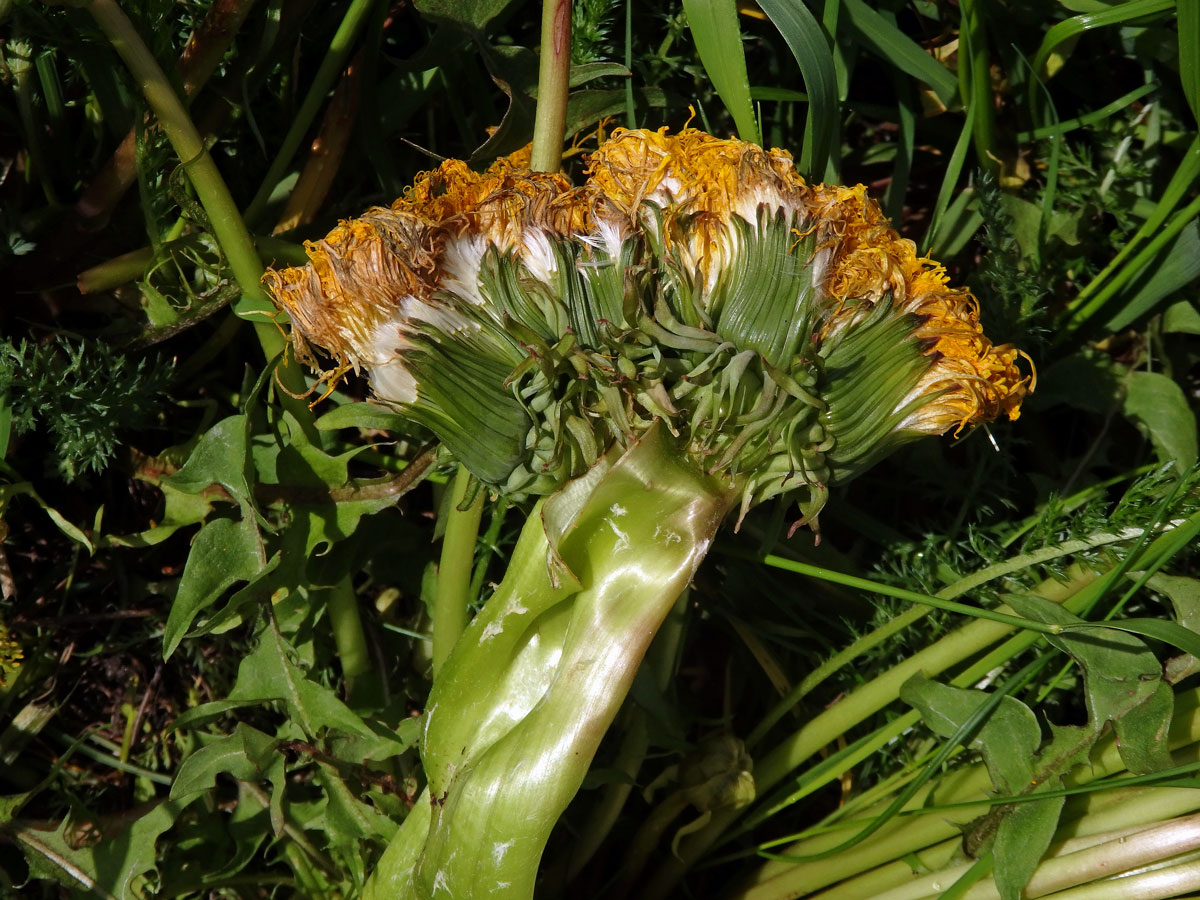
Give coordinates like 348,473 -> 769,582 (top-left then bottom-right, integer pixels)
682,0 -> 760,144
841,0 -> 958,107
757,0 -> 838,178
1180,0 -> 1200,125
1031,0 -> 1176,85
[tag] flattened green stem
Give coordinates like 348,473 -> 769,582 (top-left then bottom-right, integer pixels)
412,426 -> 736,900
530,0 -> 572,173
431,466 -> 485,676
563,590 -> 691,881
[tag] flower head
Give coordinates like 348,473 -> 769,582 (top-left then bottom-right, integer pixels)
263,129 -> 1031,525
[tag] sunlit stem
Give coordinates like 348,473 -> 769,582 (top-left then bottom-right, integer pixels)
561,590 -> 690,882
530,0 -> 572,173
409,426 -> 736,900
431,466 -> 485,676
82,0 -> 286,361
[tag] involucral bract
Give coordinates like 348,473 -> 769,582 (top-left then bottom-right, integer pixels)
264,127 -> 1031,529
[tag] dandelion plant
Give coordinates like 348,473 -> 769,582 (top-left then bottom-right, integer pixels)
6,1 -> 1198,899
263,126 -> 1031,898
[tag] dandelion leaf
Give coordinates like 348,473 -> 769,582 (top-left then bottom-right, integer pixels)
901,674 -> 1059,900
1006,592 -> 1174,773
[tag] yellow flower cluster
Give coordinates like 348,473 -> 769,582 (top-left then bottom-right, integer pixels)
263,127 -> 1031,499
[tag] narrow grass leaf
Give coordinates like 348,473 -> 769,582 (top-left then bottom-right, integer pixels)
883,85 -> 915,224
841,0 -> 958,106
1031,0 -> 1176,83
682,0 -> 760,145
924,101 -> 975,251
1178,0 -> 1199,124
1066,618 -> 1200,660
1105,221 -> 1200,331
1017,82 -> 1158,141
758,0 -> 838,177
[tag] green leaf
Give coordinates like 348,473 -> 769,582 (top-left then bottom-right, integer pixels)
469,43 -> 538,165
15,801 -> 185,900
992,790 -> 1066,900
1163,299 -> 1200,334
170,723 -> 283,800
413,0 -> 515,32
1031,0 -> 1176,81
1179,0 -> 1200,125
316,402 -> 413,434
758,0 -> 838,177
1110,681 -> 1174,774
1122,370 -> 1199,472
1105,221 -> 1200,331
164,515 -> 267,658
315,763 -> 399,850
1005,592 -> 1173,773
682,0 -> 760,145
568,61 -> 630,87
564,87 -> 668,139
1065,617 -> 1200,658
840,0 -> 958,106
165,414 -> 254,508
1148,573 -> 1200,632
900,674 -> 1040,796
272,412 -> 362,489
226,617 -> 375,740
900,674 -> 1058,900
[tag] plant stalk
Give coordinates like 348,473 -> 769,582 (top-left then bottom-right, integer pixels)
530,0 -> 572,173
431,466 -> 485,676
82,0 -> 284,359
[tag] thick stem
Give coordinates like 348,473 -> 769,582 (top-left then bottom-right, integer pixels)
431,466 -> 485,676
530,0 -> 572,173
562,589 -> 691,881
374,425 -> 735,900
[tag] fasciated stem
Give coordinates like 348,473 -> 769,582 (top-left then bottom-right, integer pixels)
374,425 -> 736,900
